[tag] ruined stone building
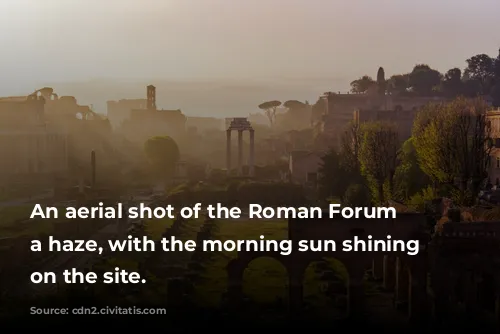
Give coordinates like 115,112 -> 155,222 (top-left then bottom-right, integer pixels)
0,87 -> 122,187
107,98 -> 147,130
0,94 -> 68,184
353,108 -> 418,141
288,150 -> 323,185
312,67 -> 448,148
114,85 -> 187,145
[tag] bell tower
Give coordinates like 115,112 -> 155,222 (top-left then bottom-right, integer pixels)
147,85 -> 156,110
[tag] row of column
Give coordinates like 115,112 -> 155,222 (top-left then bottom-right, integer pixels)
226,129 -> 254,177
376,255 -> 430,322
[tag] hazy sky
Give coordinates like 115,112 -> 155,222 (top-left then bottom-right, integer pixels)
1,0 -> 499,94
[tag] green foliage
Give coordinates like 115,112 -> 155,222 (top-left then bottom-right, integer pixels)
412,97 -> 492,204
407,186 -> 437,212
359,122 -> 399,204
351,47 -> 500,106
393,137 -> 431,202
408,64 -> 442,96
144,136 -> 180,180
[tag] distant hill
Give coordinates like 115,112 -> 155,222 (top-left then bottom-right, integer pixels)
38,78 -> 347,117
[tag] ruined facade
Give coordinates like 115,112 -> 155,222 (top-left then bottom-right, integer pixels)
354,108 -> 418,141
313,68 -> 449,148
107,98 -> 147,129
117,85 -> 187,144
226,214 -> 500,325
288,150 -> 323,185
0,94 -> 68,183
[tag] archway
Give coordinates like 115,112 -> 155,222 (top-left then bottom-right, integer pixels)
242,256 -> 289,307
302,257 -> 349,320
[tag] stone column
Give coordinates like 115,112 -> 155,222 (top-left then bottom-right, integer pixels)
394,257 -> 409,308
249,129 -> 255,177
237,130 -> 243,176
226,129 -> 231,175
383,255 -> 396,291
409,266 -> 429,324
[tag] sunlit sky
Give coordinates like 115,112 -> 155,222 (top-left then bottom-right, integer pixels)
1,0 -> 499,94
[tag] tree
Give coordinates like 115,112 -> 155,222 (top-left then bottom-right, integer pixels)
283,100 -> 306,110
318,149 -> 352,200
258,100 -> 282,127
359,122 -> 399,204
393,137 -> 431,202
441,68 -> 463,97
340,121 -> 363,173
408,64 -> 442,96
144,136 -> 180,182
350,75 -> 376,94
412,97 -> 492,204
388,74 -> 410,95
377,67 -> 386,95
464,54 -> 495,94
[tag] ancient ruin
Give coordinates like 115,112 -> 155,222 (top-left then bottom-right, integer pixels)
225,214 -> 500,324
226,117 -> 255,177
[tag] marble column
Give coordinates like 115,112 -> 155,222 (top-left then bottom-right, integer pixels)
226,129 -> 231,175
237,130 -> 243,176
249,129 -> 255,177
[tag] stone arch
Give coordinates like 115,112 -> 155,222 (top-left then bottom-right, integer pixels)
241,255 -> 290,305
226,252 -> 290,309
301,256 -> 350,319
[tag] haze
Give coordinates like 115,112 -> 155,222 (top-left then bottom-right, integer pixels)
1,0 -> 499,115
